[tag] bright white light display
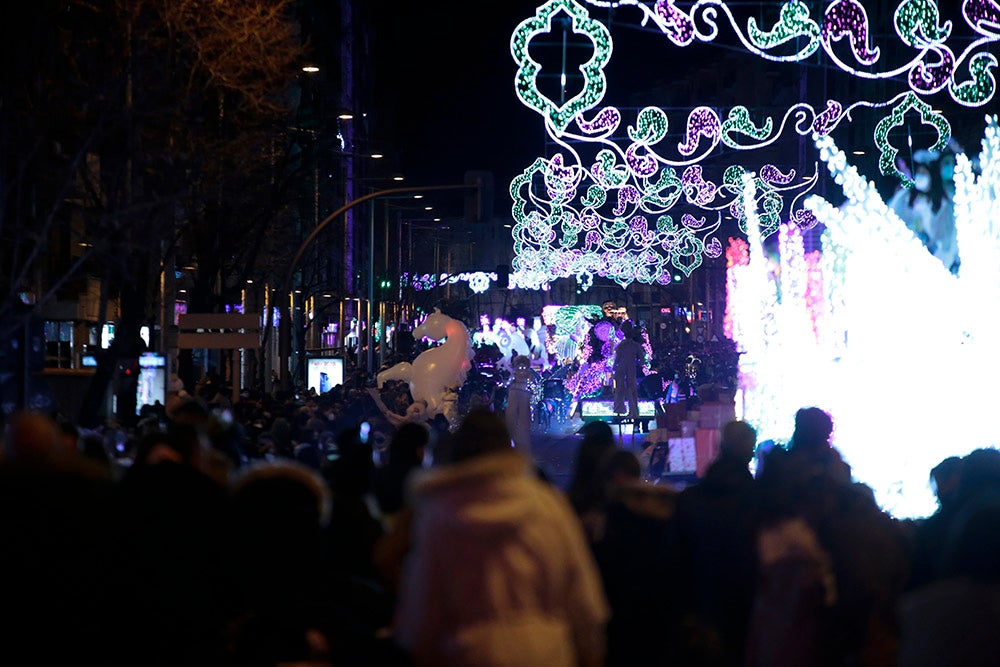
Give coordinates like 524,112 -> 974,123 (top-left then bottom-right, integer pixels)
401,270 -> 550,294
510,0 -> 997,288
729,115 -> 1000,520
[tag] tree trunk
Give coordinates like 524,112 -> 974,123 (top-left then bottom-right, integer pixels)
77,260 -> 150,428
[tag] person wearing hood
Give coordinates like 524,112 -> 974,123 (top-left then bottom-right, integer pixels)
392,408 -> 609,667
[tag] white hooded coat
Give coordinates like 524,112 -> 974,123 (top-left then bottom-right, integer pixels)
393,450 -> 609,667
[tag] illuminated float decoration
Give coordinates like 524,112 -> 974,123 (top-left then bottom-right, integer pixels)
510,0 -> 997,288
727,114 -> 1000,519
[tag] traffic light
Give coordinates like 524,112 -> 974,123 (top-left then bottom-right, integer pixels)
120,358 -> 140,377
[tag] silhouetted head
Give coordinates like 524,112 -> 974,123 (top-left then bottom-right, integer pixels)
955,448 -> 1000,508
4,411 -> 61,461
577,420 -> 614,446
388,421 -> 430,470
720,420 -> 757,464
790,407 -> 834,451
930,455 -> 963,508
451,408 -> 512,462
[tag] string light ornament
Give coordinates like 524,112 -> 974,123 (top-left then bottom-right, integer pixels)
508,0 -> 996,289
563,314 -> 654,403
401,270 -> 550,294
728,115 -> 1000,520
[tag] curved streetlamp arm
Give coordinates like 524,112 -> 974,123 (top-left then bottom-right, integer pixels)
264,182 -> 476,388
281,183 -> 473,296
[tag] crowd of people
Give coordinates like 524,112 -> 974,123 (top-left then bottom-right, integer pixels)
3,362 -> 1000,666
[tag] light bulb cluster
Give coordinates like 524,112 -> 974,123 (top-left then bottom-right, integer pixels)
729,116 -> 1000,520
401,269 -> 550,294
508,0 -> 994,289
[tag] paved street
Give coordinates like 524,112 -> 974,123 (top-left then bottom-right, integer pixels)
528,416 -> 646,490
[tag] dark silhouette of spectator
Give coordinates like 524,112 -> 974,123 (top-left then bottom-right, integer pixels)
266,416 -> 295,458
907,454 -> 964,589
750,407 -> 910,667
897,463 -> 1000,667
612,323 -> 644,424
0,411 -> 116,665
322,425 -> 385,583
567,420 -> 618,541
109,422 -> 235,666
392,408 -> 609,667
591,448 -> 679,667
674,420 -> 761,666
373,421 -> 429,522
226,460 -> 334,665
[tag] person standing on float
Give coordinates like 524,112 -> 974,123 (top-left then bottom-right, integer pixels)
613,323 -> 644,423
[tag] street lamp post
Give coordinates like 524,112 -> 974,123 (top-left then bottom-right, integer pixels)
267,183 -> 476,389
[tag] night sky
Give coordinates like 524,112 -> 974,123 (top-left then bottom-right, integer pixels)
372,1 -> 543,209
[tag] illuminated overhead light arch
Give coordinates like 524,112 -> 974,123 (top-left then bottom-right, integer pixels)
508,0 -> 997,289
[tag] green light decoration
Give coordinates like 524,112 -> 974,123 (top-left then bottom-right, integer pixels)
893,0 -> 952,49
592,149 -> 628,188
721,106 -> 775,148
724,166 -> 784,240
506,0 -> 987,290
642,168 -> 684,211
747,0 -> 821,60
874,92 -> 952,188
658,215 -> 705,278
950,52 -> 999,106
628,106 -> 669,144
511,0 -> 612,132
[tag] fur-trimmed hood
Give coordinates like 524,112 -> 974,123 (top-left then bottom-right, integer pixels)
409,451 -> 553,537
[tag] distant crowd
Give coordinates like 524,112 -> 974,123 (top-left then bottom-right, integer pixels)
3,371 -> 999,666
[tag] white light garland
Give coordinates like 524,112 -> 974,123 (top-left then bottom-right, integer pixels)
731,116 -> 1000,519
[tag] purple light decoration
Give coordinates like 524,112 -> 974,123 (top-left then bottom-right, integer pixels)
791,209 -> 819,231
705,237 -> 724,258
640,327 -> 653,376
578,106 -> 622,134
760,164 -> 796,186
730,199 -> 743,219
626,142 -> 659,177
591,151 -> 627,188
681,166 -> 717,206
964,0 -> 1000,35
654,0 -> 695,47
909,45 -> 956,94
682,213 -> 706,229
630,216 -> 656,244
614,185 -> 641,216
678,107 -> 722,156
812,99 -> 845,135
593,320 -> 614,342
822,0 -> 881,66
544,154 -> 580,202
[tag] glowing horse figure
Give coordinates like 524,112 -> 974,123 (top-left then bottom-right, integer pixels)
377,308 -> 474,421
